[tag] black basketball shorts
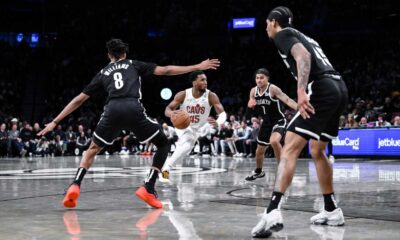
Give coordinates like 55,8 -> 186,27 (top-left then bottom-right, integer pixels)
93,99 -> 161,147
287,76 -> 348,142
257,119 -> 286,146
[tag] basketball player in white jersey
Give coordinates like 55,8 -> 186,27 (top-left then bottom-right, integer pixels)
159,70 -> 226,182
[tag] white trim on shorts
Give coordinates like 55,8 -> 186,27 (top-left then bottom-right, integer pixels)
295,127 -> 320,140
93,132 -> 114,145
139,130 -> 160,144
256,137 -> 270,146
321,132 -> 337,140
287,111 -> 301,129
287,81 -> 314,130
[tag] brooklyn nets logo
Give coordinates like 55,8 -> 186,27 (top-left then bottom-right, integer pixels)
0,167 -> 226,180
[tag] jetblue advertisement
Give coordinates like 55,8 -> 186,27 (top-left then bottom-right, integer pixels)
331,128 -> 400,156
232,18 -> 255,29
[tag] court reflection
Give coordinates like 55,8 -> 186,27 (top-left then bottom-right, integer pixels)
63,211 -> 81,240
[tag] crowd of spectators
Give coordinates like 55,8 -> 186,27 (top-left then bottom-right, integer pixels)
0,1 -> 399,158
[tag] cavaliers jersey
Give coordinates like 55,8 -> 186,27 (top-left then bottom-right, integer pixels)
273,27 -> 339,82
83,59 -> 156,102
254,83 -> 286,126
180,88 -> 212,129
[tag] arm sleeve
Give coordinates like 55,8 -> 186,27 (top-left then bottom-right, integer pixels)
132,60 -> 157,77
83,72 -> 104,96
274,29 -> 300,56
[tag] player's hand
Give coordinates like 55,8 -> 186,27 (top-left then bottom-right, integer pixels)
248,98 -> 256,108
37,121 -> 57,136
297,89 -> 315,119
170,110 -> 183,121
208,118 -> 217,128
198,58 -> 220,70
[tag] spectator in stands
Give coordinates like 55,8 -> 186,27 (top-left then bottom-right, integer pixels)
244,120 -> 260,157
8,123 -> 26,157
197,118 -> 216,156
376,114 -> 391,127
76,131 -> 89,155
393,116 -> 400,126
20,122 -> 36,155
233,121 -> 252,157
0,123 -> 8,156
345,114 -> 358,128
65,126 -> 77,155
339,115 -> 346,128
359,117 -> 368,128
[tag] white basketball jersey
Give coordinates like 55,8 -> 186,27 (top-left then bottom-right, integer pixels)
180,88 -> 212,129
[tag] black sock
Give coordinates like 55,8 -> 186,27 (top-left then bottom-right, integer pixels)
72,167 -> 87,186
267,191 -> 284,213
255,168 -> 262,174
323,193 -> 337,212
144,168 -> 159,191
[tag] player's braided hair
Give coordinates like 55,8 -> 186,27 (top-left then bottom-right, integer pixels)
106,39 -> 129,59
267,6 -> 293,28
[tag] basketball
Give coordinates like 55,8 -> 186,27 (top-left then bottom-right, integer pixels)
171,110 -> 190,129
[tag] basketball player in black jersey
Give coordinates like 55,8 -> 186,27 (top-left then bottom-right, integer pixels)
38,39 -> 220,209
251,7 -> 348,238
245,68 -> 297,181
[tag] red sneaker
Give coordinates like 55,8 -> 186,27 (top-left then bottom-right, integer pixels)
63,184 -> 80,208
135,186 -> 163,209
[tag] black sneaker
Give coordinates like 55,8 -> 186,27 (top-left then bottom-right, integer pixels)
245,171 -> 265,181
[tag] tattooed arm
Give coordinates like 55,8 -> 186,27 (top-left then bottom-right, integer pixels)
290,43 -> 314,119
270,85 -> 298,111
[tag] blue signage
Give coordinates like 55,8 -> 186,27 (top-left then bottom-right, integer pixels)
331,128 -> 400,156
232,18 -> 255,29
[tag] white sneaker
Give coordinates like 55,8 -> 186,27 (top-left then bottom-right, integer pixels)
328,155 -> 335,164
158,170 -> 170,183
251,209 -> 283,238
310,208 -> 345,226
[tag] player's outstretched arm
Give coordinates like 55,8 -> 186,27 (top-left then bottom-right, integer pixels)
37,93 -> 90,136
270,85 -> 298,111
153,59 -> 220,76
165,91 -> 186,118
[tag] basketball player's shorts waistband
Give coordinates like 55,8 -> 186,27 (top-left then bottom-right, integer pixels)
109,97 -> 140,102
314,73 -> 342,81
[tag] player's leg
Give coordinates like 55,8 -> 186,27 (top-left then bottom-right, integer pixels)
135,130 -> 169,209
63,115 -> 117,208
245,144 -> 267,181
245,122 -> 270,181
269,126 -> 285,162
310,79 -> 347,225
63,140 -> 103,208
251,132 -> 307,237
160,128 -> 196,182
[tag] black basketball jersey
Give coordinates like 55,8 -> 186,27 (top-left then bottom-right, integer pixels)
273,27 -> 338,82
83,59 -> 156,102
254,83 -> 286,125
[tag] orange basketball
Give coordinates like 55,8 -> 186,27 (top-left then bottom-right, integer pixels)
172,110 -> 190,129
